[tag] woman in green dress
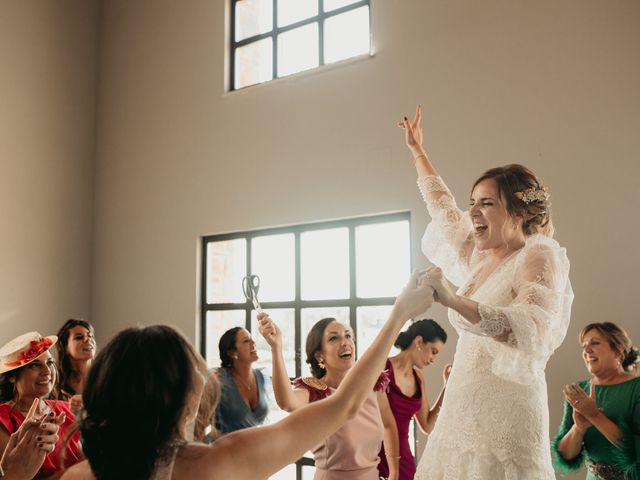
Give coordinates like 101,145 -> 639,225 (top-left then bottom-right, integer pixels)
553,322 -> 640,479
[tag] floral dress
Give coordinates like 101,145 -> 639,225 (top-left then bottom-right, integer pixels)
413,175 -> 574,480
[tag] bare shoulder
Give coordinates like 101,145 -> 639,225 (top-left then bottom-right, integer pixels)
60,460 -> 95,480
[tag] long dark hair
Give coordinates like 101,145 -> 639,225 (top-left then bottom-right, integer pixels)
80,325 -> 206,480
0,369 -> 21,403
218,327 -> 242,368
394,319 -> 447,350
305,318 -> 340,378
54,318 -> 94,399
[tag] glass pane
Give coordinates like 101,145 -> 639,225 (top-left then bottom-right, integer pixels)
235,0 -> 273,41
277,0 -> 317,27
301,307 -> 350,376
301,228 -> 349,300
251,308 -> 296,376
356,220 -> 410,298
303,466 -> 316,479
206,239 -> 247,304
268,463 -> 296,480
356,305 -> 394,357
235,38 -> 273,89
251,233 -> 295,301
205,310 -> 246,367
323,0 -> 361,12
277,23 -> 319,77
324,6 -> 370,64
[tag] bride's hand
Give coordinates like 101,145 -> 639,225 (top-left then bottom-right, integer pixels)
422,267 -> 457,308
397,105 -> 423,155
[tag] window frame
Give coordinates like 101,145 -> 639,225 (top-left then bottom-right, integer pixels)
200,211 -> 411,477
229,0 -> 371,91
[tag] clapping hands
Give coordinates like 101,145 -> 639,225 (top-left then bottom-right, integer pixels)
0,398 -> 65,480
563,383 -> 599,433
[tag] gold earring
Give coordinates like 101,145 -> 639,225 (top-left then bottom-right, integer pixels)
318,359 -> 326,369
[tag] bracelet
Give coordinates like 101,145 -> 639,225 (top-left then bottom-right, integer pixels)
414,154 -> 427,162
385,454 -> 401,460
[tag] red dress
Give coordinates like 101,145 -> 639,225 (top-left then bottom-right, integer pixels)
0,400 -> 82,476
378,359 -> 423,480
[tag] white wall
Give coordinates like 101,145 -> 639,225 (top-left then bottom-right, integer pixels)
0,0 -> 99,340
88,1 -> 638,478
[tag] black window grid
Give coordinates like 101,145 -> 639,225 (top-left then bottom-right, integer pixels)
229,0 -> 371,91
200,211 -> 411,477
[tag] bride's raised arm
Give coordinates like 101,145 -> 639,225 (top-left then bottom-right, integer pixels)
399,106 -> 474,285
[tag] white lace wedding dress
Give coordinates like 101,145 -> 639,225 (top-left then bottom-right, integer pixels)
414,176 -> 574,480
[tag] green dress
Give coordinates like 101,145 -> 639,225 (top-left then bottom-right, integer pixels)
552,377 -> 640,479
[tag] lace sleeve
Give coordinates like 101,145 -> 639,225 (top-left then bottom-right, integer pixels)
457,236 -> 573,383
418,175 -> 474,286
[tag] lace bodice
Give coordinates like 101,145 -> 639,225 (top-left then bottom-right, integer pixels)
414,175 -> 574,480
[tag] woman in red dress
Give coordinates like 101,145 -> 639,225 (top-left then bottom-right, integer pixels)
0,331 -> 82,478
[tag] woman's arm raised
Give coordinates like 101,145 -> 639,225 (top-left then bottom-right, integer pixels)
200,271 -> 435,480
398,105 -> 438,178
258,314 -> 309,412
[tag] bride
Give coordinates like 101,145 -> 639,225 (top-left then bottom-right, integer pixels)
399,106 -> 574,479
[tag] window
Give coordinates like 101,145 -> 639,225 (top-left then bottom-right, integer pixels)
200,212 -> 411,479
230,0 -> 371,90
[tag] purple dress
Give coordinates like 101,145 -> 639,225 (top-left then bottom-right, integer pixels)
378,359 -> 423,480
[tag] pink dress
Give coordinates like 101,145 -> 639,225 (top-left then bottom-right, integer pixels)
293,376 -> 387,480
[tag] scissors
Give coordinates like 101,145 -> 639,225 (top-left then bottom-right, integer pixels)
242,274 -> 262,314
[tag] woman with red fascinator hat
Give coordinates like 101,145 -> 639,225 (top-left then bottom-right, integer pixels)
0,331 -> 83,478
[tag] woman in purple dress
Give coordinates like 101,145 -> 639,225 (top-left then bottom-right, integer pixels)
378,319 -> 450,480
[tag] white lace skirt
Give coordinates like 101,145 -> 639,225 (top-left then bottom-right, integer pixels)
415,369 -> 555,480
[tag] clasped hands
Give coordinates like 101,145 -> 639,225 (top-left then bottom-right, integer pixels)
0,398 -> 65,479
563,382 -> 601,433
418,267 -> 458,309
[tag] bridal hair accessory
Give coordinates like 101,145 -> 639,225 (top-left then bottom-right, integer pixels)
515,186 -> 549,204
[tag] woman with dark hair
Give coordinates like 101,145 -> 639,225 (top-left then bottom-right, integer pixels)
378,319 -> 450,480
0,332 -> 83,478
553,322 -> 640,479
214,327 -> 268,434
399,106 -> 574,479
61,270 -> 434,480
258,314 -> 401,480
53,319 -> 96,411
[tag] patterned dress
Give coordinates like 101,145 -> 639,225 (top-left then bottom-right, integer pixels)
414,175 -> 574,480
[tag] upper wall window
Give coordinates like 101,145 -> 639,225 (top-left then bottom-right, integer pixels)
230,0 -> 371,90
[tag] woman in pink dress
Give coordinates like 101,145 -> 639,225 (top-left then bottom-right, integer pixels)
378,319 -> 450,480
259,315 -> 401,480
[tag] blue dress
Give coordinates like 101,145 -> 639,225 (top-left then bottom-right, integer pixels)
215,367 -> 269,434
